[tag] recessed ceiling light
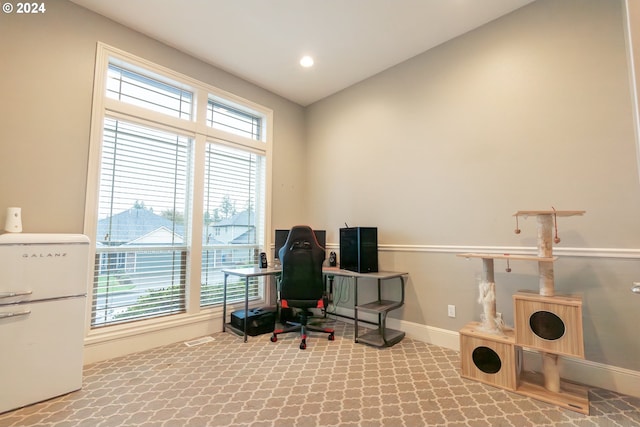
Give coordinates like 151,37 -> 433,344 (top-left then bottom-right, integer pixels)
300,55 -> 314,68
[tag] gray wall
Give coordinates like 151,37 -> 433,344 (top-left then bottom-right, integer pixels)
0,0 -> 307,235
306,0 -> 640,371
1,0 -> 639,374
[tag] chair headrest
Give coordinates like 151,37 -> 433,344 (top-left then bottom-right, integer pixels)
279,225 -> 322,259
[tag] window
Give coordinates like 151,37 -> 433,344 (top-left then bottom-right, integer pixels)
86,44 -> 272,329
107,64 -> 193,119
207,100 -> 262,140
201,144 -> 266,307
92,119 -> 191,326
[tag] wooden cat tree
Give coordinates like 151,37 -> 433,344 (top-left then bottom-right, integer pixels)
457,210 -> 589,414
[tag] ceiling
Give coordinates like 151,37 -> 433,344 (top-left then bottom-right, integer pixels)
70,0 -> 535,106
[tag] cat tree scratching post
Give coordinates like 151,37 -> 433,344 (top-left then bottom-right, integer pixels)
515,210 -> 587,412
535,212 -> 560,391
536,213 -> 555,296
458,210 -> 589,414
479,258 -> 498,332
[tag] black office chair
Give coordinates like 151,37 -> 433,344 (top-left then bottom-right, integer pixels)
270,225 -> 335,349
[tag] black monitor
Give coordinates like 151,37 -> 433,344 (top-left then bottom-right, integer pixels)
274,229 -> 326,259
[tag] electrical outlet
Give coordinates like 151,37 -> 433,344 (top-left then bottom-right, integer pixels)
447,304 -> 456,318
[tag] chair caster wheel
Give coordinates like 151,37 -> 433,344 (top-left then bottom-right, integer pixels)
328,333 -> 335,341
270,335 -> 277,342
300,340 -> 306,350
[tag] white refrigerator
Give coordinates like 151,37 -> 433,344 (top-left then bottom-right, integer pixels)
0,233 -> 90,414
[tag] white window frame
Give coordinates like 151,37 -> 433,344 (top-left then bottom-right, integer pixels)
84,43 -> 273,337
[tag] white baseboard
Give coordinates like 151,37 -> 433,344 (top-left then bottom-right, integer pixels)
389,317 -> 640,399
83,311 -> 222,364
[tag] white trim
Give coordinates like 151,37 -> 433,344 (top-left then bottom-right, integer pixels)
103,100 -> 199,136
83,43 -> 110,335
84,311 -> 222,364
378,243 -> 640,259
85,309 -> 220,346
623,0 -> 640,185
83,298 -> 267,364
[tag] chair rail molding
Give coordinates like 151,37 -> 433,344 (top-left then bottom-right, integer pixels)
378,244 -> 640,259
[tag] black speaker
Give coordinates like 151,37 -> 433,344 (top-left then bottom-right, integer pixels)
329,251 -> 337,267
339,227 -> 378,273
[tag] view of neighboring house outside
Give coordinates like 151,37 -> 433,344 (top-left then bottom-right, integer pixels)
202,208 -> 261,307
94,206 -> 259,325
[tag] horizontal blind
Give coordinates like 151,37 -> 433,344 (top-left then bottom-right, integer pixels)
207,100 -> 262,140
201,143 -> 266,307
107,64 -> 193,120
92,118 -> 191,327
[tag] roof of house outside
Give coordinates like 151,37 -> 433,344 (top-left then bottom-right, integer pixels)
97,207 -> 254,245
97,207 -> 183,245
213,209 -> 255,227
230,229 -> 256,244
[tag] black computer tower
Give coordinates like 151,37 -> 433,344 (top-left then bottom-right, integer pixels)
339,227 -> 378,273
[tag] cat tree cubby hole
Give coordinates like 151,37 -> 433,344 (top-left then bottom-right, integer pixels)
459,322 -> 522,391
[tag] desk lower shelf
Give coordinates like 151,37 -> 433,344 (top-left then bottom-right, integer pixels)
357,327 -> 405,347
356,300 -> 403,313
355,299 -> 405,347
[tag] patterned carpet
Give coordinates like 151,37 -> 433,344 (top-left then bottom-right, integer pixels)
1,320 -> 639,427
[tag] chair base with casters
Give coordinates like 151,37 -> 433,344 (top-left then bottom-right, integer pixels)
270,301 -> 335,349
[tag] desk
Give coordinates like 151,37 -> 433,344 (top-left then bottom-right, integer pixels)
222,266 -> 407,347
222,267 -> 281,342
325,268 -> 407,347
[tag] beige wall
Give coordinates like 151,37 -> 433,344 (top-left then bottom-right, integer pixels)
306,0 -> 640,372
0,0 -> 307,235
2,0 -> 639,383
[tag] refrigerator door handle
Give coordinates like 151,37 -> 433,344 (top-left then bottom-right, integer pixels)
0,310 -> 31,319
0,291 -> 33,299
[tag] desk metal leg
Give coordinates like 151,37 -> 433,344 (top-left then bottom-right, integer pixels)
222,273 -> 228,333
354,277 -> 359,343
377,278 -> 382,341
243,277 -> 249,342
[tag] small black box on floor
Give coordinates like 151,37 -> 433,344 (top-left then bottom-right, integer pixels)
230,306 -> 277,336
